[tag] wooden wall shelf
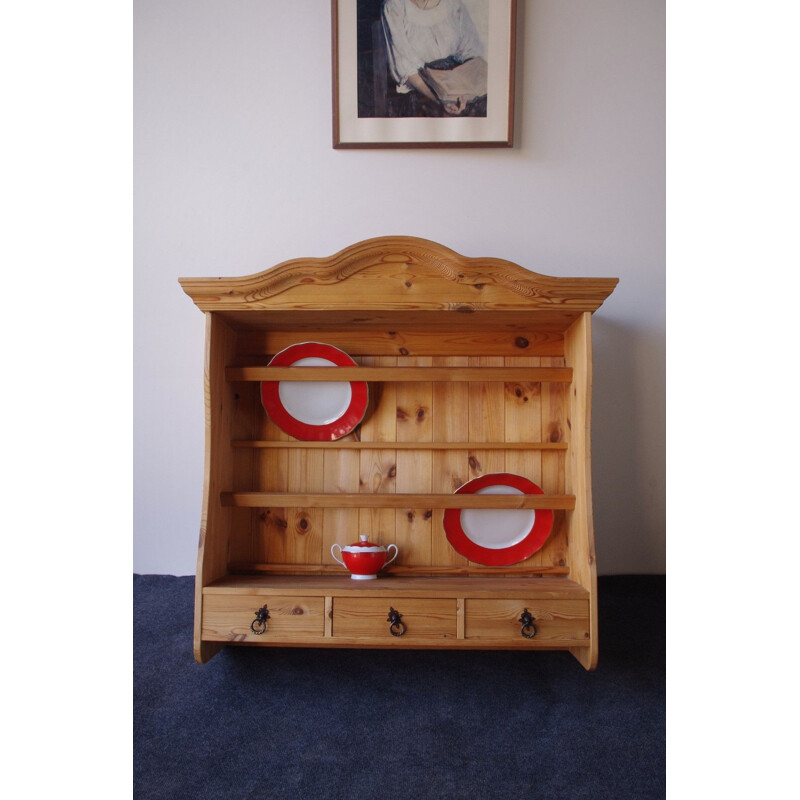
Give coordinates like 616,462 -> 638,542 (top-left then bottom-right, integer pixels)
220,492 -> 577,510
180,236 -> 617,670
227,366 -> 574,382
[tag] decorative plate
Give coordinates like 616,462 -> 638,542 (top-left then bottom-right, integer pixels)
260,342 -> 368,441
443,473 -> 554,566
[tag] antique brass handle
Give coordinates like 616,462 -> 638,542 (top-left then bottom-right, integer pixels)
250,604 -> 271,635
519,608 -> 537,639
387,607 -> 406,637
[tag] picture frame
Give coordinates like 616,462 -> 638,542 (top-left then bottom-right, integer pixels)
332,0 -> 517,148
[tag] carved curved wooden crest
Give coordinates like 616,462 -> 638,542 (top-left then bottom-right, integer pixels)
179,236 -> 618,315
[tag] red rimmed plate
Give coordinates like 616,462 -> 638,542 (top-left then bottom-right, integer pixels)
260,342 -> 368,441
443,473 -> 554,566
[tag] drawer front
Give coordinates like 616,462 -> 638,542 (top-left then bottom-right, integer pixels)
332,598 -> 457,640
464,599 -> 590,644
202,594 -> 325,641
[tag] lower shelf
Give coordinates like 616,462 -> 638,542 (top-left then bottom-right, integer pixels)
200,574 -> 591,652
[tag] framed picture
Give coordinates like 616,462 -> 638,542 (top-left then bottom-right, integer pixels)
332,0 -> 517,148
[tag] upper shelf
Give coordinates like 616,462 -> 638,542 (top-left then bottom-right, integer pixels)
179,236 -> 619,334
226,365 -> 573,382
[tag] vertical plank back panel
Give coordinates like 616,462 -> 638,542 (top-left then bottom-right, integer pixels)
467,355 -> 506,567
431,356 -> 469,567
323,438 -> 361,563
540,355 -> 568,568
395,356 -> 433,565
358,356 -> 397,548
503,356 -> 544,568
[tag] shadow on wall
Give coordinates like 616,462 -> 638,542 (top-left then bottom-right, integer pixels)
591,317 -> 666,575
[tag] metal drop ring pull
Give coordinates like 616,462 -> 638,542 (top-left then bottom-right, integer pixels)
251,604 -> 271,635
519,608 -> 537,639
387,607 -> 406,637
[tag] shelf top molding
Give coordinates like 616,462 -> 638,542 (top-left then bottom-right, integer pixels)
179,236 -> 618,323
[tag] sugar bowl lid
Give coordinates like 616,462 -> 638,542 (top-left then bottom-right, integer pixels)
342,534 -> 386,552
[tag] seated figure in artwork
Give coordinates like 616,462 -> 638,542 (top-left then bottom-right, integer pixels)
381,0 -> 488,117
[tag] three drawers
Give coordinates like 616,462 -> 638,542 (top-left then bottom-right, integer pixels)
203,590 -> 589,647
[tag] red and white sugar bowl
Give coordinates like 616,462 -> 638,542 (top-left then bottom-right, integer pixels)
331,535 -> 398,580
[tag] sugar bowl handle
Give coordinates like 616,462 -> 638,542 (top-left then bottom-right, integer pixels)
330,543 -> 345,567
383,544 -> 399,569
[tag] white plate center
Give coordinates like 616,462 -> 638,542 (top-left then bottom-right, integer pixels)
278,357 -> 353,426
460,485 -> 536,550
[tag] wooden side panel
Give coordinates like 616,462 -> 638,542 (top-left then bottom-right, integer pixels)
394,356 -> 433,565
563,312 -> 598,669
194,313 -> 238,663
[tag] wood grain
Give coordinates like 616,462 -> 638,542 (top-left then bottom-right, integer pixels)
464,599 -> 590,643
193,313 -> 238,663
202,594 -> 326,641
563,312 -> 599,669
332,598 -> 457,639
237,328 -> 565,358
394,356 -> 433,565
179,236 -> 618,320
222,493 -> 576,510
358,356 -> 397,548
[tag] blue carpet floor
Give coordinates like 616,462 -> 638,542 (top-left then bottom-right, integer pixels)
134,574 -> 664,799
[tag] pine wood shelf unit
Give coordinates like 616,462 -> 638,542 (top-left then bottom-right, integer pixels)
180,236 -> 617,669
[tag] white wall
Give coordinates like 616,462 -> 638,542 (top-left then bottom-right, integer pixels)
134,0 -> 665,576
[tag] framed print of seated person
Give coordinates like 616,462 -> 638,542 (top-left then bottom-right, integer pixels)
370,0 -> 488,118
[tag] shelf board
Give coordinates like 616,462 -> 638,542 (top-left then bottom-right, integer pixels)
205,573 -> 590,600
231,440 -> 568,451
221,492 -> 576,510
229,563 -> 570,577
226,366 -> 573,383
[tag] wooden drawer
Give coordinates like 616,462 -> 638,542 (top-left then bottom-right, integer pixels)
464,599 -> 590,645
332,598 -> 457,641
202,594 -> 325,641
